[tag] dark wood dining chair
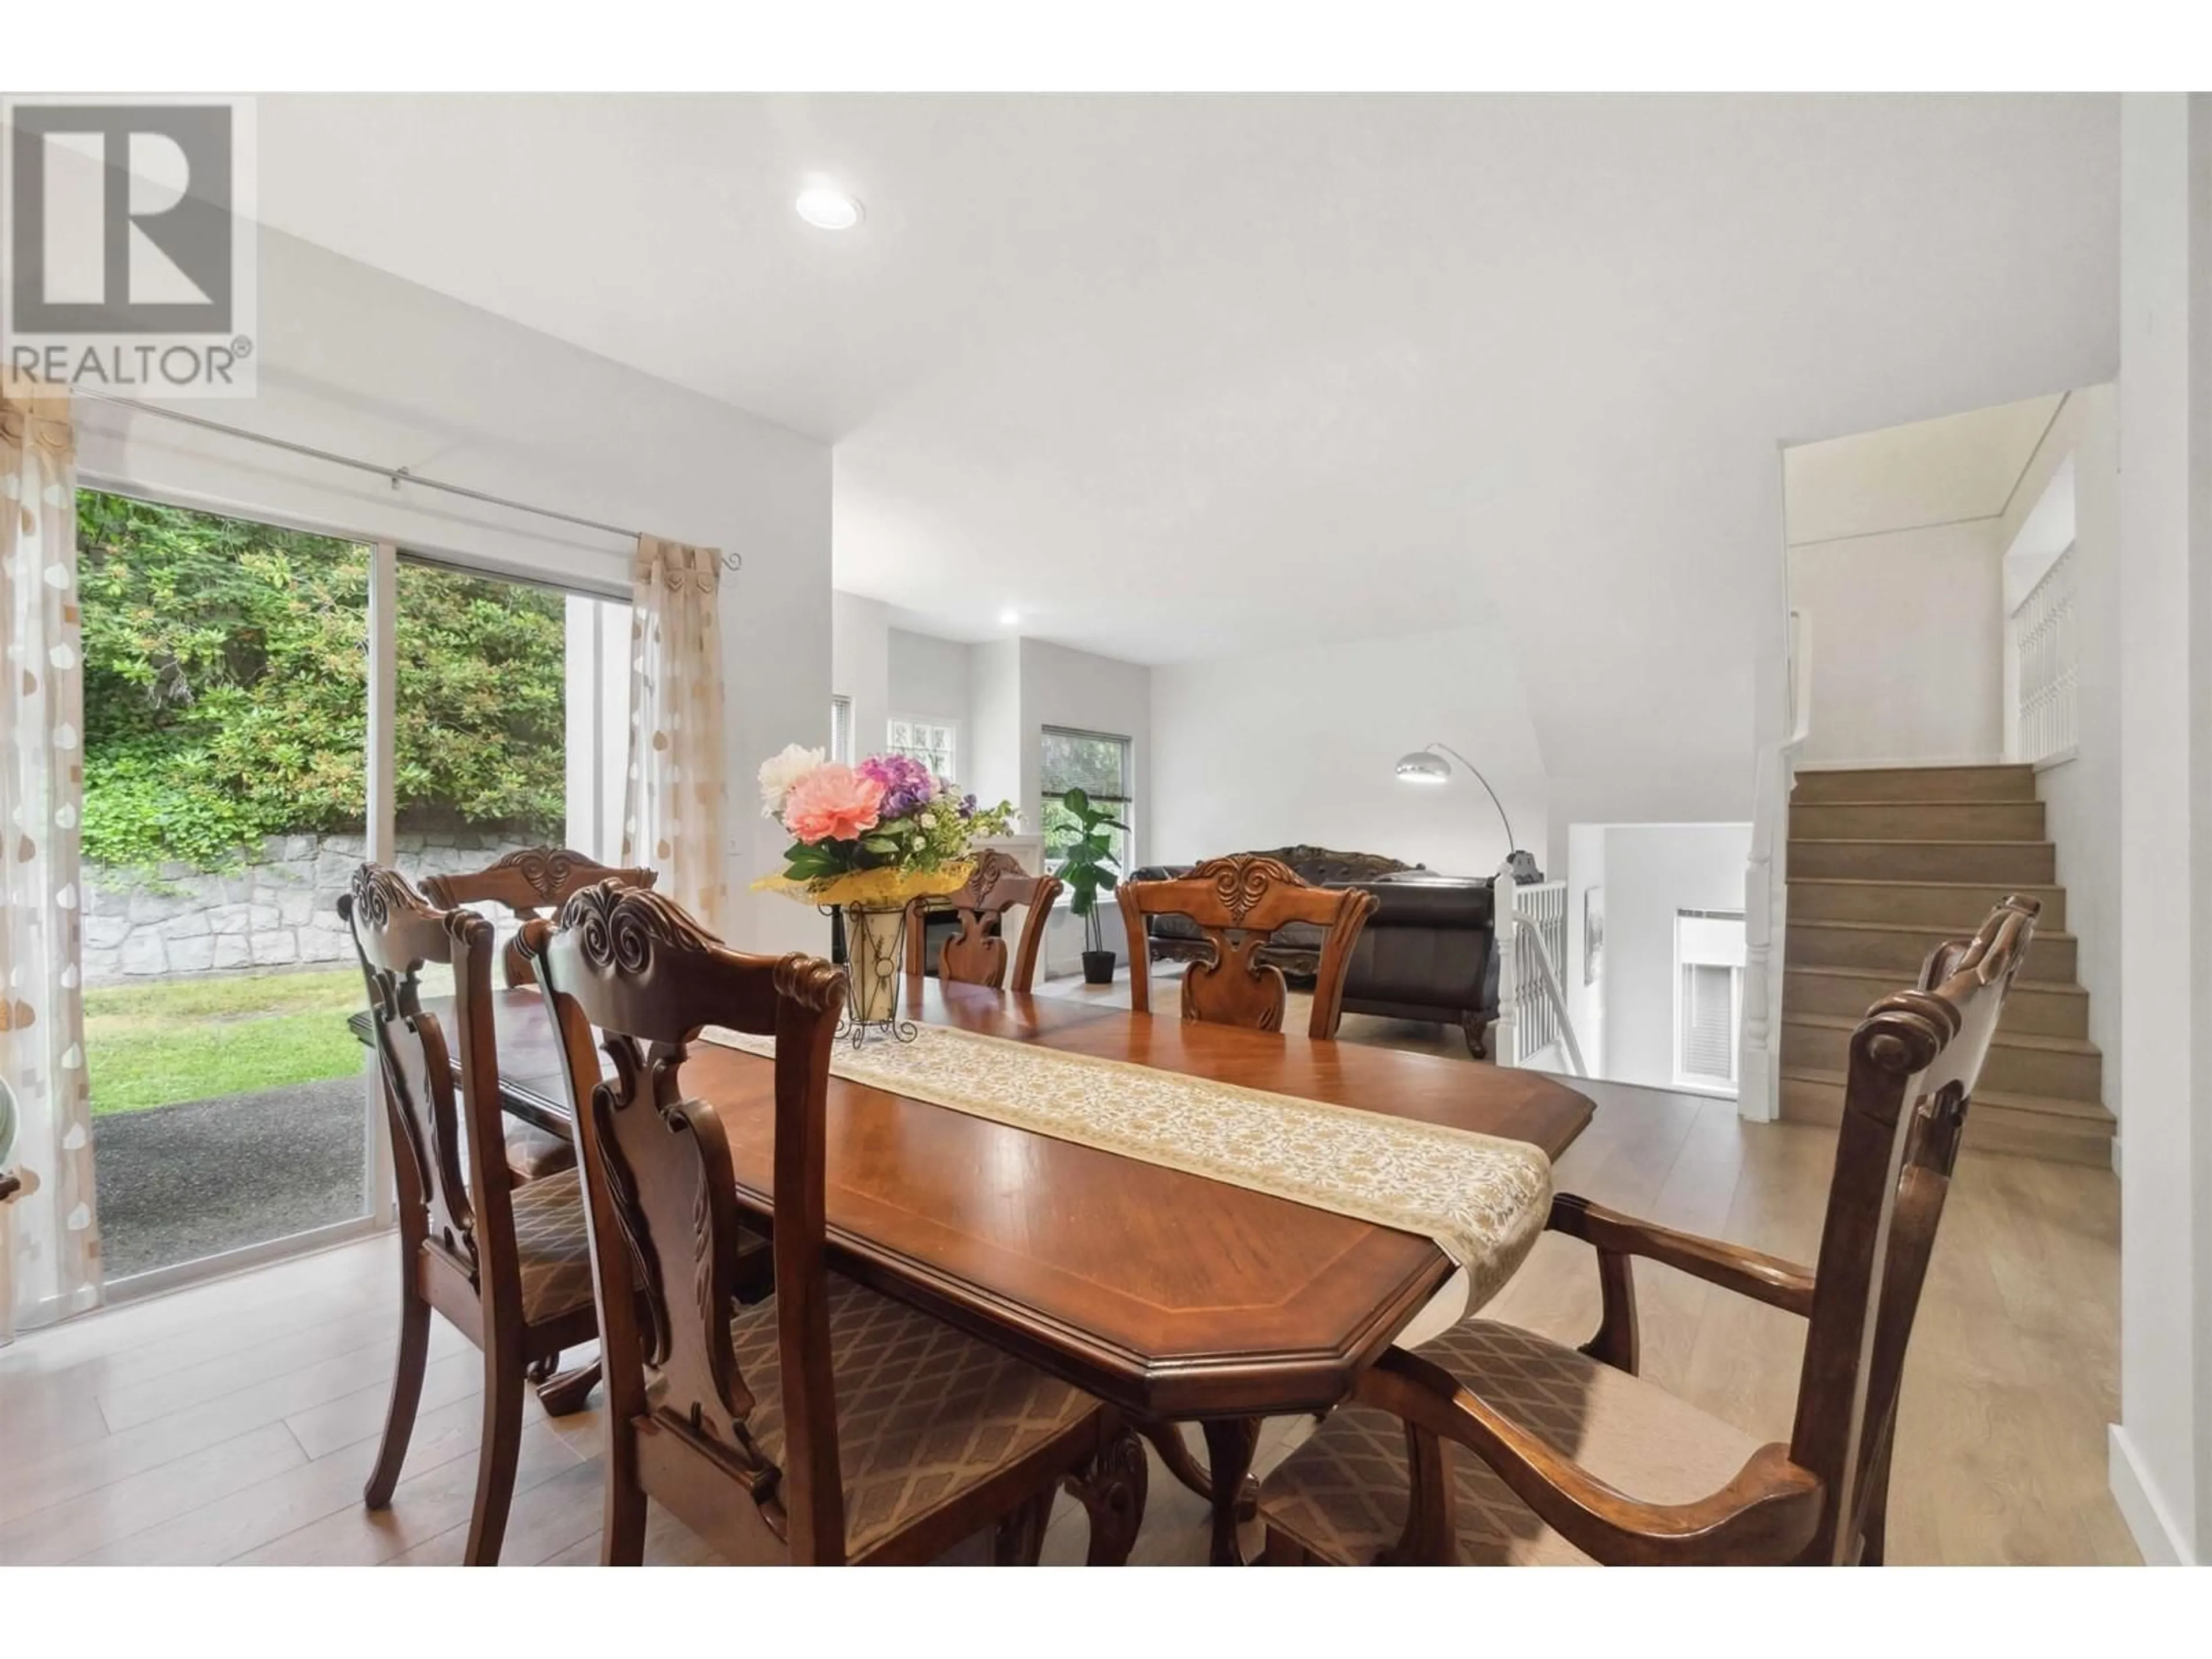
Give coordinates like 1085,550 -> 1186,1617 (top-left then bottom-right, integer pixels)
903,847 -> 1065,994
340,863 -> 604,1567
1111,855 -> 1378,1536
1254,895 -> 2040,1566
1117,854 -> 1378,1040
422,847 -> 656,1185
524,881 -> 1146,1566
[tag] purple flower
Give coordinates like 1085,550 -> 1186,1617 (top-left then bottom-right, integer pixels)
957,794 -> 978,820
857,753 -> 937,820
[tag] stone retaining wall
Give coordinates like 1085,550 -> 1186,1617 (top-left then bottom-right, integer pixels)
82,830 -> 537,983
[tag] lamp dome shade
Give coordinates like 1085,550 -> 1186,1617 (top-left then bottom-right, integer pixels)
1394,749 -> 1451,783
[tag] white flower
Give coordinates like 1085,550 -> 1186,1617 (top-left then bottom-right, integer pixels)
757,743 -> 825,819
919,812 -> 937,829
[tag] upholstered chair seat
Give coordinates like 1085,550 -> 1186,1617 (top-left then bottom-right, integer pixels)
726,1276 -> 1099,1560
505,1169 -> 598,1325
1259,1319 -> 1763,1566
503,1122 -> 577,1183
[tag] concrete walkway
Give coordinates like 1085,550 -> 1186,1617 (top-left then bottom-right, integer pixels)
93,1074 -> 370,1282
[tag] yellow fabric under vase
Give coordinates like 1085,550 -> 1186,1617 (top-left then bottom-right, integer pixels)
843,902 -> 907,1025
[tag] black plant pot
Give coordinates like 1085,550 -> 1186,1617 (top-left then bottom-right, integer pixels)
1081,949 -> 1118,986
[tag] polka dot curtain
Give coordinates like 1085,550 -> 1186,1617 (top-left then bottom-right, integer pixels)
622,537 -> 733,940
1,373 -> 100,1339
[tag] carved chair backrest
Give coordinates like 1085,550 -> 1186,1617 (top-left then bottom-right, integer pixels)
339,863 -> 521,1310
1117,854 -> 1379,1040
525,882 -> 852,1562
1787,894 -> 2037,1563
422,848 -> 656,987
906,847 -> 1066,993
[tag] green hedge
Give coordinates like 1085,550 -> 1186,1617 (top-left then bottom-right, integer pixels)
78,491 -> 569,870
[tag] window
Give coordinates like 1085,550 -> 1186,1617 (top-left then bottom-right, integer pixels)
1673,909 -> 1745,1093
1041,726 -> 1134,874
887,715 -> 957,781
830,694 -> 854,763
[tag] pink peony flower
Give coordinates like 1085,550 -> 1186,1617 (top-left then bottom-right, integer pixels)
782,763 -> 885,844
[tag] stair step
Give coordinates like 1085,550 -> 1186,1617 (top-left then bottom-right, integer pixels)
1779,1065 -> 2115,1166
1787,877 -> 2066,931
1791,764 -> 2039,804
1782,1012 -> 2102,1101
1785,918 -> 2077,980
1788,839 -> 2058,884
1790,800 -> 2046,842
1783,965 -> 2088,1037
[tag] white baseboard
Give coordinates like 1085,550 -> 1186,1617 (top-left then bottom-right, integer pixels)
2108,1422 -> 2194,1564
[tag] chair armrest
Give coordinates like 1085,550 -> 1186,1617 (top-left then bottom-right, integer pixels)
1550,1192 -> 1816,1318
1358,1347 -> 1825,1566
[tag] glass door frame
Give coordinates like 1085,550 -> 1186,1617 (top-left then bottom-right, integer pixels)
74,471 -> 630,1303
68,490 -> 395,1303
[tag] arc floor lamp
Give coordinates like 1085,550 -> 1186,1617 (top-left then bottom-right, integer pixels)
1393,743 -> 1544,882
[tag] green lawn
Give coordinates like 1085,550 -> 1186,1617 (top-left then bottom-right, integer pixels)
84,968 -> 372,1116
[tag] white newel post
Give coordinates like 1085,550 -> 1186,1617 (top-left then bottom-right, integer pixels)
1740,607 -> 1808,1123
1738,745 -> 1784,1122
1491,861 -> 1520,1067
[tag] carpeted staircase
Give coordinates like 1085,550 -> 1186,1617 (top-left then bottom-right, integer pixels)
1779,763 -> 2115,1165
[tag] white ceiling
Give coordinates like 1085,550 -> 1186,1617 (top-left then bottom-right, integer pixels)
1782,392 -> 2065,546
249,93 -> 2120,793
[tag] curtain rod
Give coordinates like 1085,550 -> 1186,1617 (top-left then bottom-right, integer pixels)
71,387 -> 742,571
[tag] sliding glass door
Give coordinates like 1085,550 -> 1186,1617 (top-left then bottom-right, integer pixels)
75,490 -> 376,1284
73,495 -> 632,1291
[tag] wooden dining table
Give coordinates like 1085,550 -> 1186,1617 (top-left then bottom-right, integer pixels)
358,978 -> 1594,1562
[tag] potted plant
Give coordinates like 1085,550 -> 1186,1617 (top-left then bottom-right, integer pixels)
1055,786 -> 1125,985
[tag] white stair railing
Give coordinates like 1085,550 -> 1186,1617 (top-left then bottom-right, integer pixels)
1491,868 -> 1588,1077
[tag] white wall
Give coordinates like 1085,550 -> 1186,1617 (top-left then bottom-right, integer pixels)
832,592 -> 891,768
888,627 -> 971,736
1785,518 -> 2008,766
2109,92 -> 2211,1569
2001,389 -> 2123,1124
1593,824 -> 1753,1093
1150,624 -> 1547,881
73,226 -> 834,956
963,638 -> 1025,817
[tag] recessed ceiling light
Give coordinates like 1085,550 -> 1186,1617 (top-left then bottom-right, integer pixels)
998,608 -> 1021,627
795,185 -> 863,231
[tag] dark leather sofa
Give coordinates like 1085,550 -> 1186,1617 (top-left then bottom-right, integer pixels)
1126,844 -> 1501,1057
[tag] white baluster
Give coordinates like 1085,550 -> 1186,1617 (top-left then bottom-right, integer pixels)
1491,860 -> 1520,1067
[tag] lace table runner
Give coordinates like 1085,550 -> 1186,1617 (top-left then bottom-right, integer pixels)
700,1021 -> 1552,1328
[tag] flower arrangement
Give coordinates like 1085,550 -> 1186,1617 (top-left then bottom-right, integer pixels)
752,744 -> 1018,908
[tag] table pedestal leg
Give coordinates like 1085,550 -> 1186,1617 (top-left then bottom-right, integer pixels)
1203,1416 -> 1260,1566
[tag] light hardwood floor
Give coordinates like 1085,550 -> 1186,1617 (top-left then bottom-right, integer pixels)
0,976 -> 2134,1566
